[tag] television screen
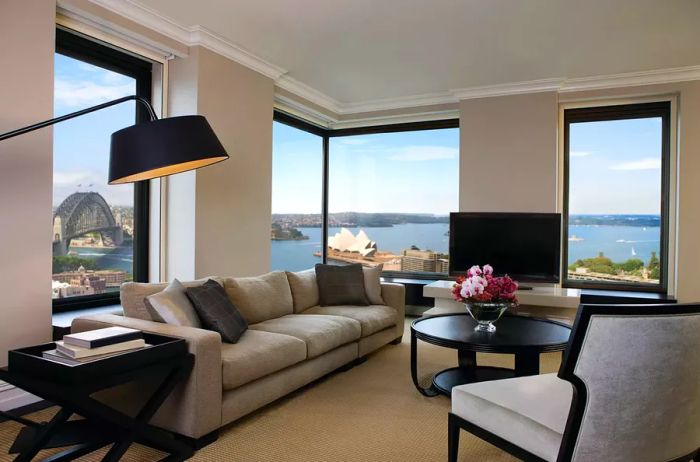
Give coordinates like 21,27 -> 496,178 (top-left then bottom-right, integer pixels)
449,212 -> 562,283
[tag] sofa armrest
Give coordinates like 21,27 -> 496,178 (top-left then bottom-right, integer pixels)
71,314 -> 223,438
381,283 -> 406,339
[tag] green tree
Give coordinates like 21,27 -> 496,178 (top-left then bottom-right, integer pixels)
616,258 -> 645,272
52,256 -> 96,274
648,252 -> 660,279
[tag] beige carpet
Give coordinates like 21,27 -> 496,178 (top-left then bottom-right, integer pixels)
0,320 -> 562,461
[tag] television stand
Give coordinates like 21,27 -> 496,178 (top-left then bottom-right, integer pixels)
423,281 -> 580,313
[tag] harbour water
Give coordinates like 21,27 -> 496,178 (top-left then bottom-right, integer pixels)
271,223 -> 661,272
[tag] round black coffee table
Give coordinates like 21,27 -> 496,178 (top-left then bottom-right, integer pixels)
410,313 -> 571,397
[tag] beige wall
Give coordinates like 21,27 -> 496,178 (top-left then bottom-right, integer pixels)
459,92 -> 559,213
166,47 -> 275,279
194,47 -> 275,277
0,1 -> 55,366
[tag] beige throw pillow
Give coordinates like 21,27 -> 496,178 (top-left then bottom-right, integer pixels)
286,269 -> 320,312
224,271 -> 294,324
363,265 -> 385,305
144,278 -> 202,327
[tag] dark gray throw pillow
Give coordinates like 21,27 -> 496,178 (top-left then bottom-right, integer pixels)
315,263 -> 370,306
185,279 -> 248,343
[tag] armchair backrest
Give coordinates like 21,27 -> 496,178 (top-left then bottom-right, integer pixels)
557,303 -> 700,462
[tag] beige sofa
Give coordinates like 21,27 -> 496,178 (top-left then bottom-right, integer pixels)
71,270 -> 405,441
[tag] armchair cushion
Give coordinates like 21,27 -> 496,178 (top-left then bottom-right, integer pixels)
452,373 -> 572,462
302,305 -> 397,337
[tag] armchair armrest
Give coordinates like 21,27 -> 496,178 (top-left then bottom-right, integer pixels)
381,283 -> 406,339
71,314 -> 223,438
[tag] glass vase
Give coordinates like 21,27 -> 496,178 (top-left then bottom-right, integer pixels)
464,302 -> 511,333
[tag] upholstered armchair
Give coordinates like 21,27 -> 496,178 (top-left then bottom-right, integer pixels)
448,303 -> 700,462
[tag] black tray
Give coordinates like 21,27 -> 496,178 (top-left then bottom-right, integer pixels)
7,333 -> 187,384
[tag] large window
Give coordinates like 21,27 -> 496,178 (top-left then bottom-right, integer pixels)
327,126 -> 459,276
270,119 -> 324,272
52,29 -> 151,310
563,102 -> 670,292
270,113 -> 459,277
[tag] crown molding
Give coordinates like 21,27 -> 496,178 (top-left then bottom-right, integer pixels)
450,78 -> 564,100
85,0 -> 286,79
84,0 -> 700,119
276,76 -> 343,114
340,91 -> 458,114
559,65 -> 700,93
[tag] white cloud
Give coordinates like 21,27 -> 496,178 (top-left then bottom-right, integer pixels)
570,151 -> 591,157
609,158 -> 661,171
54,78 -> 134,108
388,145 -> 458,162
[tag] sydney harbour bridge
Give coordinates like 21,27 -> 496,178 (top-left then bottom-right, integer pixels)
52,192 -> 123,256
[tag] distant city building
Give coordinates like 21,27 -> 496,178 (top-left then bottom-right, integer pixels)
52,265 -> 127,299
400,249 -> 449,273
328,228 -> 377,257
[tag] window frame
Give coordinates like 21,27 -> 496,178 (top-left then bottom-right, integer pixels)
53,28 -> 152,313
272,110 -> 459,280
562,101 -> 671,293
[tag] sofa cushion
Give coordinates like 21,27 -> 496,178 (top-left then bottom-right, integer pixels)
186,280 -> 248,344
362,265 -> 385,305
224,271 -> 294,324
221,330 -> 307,390
249,314 -> 361,358
452,373 -> 572,462
144,278 -> 201,328
121,277 -> 223,321
286,269 -> 319,313
302,305 -> 396,337
315,264 -> 369,306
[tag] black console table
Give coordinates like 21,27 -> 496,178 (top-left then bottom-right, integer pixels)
0,333 -> 194,462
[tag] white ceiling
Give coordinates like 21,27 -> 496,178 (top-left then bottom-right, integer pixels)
99,0 -> 700,110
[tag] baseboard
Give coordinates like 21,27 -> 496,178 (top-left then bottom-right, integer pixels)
0,381 -> 42,412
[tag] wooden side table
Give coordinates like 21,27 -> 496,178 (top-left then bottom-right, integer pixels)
0,333 -> 195,462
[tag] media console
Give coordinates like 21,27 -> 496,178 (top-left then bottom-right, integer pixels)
422,280 -> 581,317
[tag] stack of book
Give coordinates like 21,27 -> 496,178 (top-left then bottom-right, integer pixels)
43,326 -> 146,366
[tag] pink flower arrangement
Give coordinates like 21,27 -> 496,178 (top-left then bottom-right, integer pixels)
451,264 -> 519,304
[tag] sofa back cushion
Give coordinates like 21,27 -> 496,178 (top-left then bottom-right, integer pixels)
224,271 -> 294,324
286,269 -> 320,313
315,263 -> 369,307
362,265 -> 385,305
121,277 -> 223,321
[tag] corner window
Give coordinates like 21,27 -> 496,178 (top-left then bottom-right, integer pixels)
52,29 -> 152,311
563,102 -> 670,292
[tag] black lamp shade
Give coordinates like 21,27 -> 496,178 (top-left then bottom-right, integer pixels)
108,115 -> 228,184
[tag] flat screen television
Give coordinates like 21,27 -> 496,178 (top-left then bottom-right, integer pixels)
449,212 -> 562,283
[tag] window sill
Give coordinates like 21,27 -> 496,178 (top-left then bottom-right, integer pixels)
580,289 -> 676,305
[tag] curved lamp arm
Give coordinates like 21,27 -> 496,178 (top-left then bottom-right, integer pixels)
0,95 -> 157,142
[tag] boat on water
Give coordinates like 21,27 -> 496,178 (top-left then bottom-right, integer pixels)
569,235 -> 584,242
631,247 -> 637,256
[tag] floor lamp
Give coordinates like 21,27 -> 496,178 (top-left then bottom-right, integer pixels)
0,95 -> 228,184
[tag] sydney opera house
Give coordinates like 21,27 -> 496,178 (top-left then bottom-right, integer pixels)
327,228 -> 377,257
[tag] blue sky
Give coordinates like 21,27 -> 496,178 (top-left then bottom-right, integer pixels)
54,53 -> 135,207
56,52 -> 662,216
272,123 -> 460,214
568,117 -> 662,215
